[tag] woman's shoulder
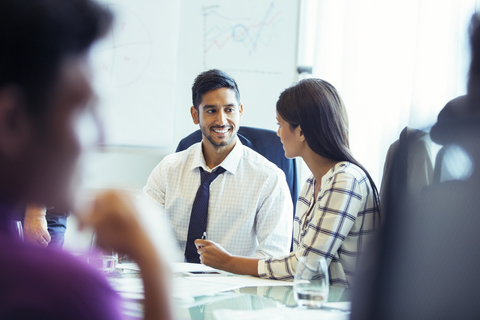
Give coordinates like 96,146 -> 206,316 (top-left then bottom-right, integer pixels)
327,162 -> 374,194
333,161 -> 368,180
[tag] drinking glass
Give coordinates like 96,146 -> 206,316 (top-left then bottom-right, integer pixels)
9,220 -> 24,241
293,256 -> 329,308
87,231 -> 118,273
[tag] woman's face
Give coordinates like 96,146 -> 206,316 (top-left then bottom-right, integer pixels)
276,112 -> 303,159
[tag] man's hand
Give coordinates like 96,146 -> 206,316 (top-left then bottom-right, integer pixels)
24,205 -> 51,248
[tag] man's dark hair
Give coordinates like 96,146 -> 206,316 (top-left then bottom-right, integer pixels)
191,69 -> 240,110
0,0 -> 112,116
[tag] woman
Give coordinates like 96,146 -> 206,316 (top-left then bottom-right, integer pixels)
196,78 -> 380,288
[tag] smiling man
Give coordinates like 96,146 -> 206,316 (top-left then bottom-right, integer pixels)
144,69 -> 293,263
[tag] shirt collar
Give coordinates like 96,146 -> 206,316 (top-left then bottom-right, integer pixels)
320,161 -> 349,187
191,138 -> 244,175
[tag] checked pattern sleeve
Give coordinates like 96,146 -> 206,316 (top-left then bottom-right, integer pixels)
258,162 -> 379,288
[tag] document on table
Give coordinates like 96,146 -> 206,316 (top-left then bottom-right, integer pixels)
110,276 -> 240,301
116,262 -> 225,273
171,262 -> 220,273
185,275 -> 293,288
212,302 -> 351,320
112,262 -> 293,301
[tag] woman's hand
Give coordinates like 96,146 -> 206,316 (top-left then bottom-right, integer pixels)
195,239 -> 261,276
195,239 -> 232,270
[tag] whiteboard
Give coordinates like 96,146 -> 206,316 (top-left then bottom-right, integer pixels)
90,0 -> 180,147
90,0 -> 299,148
173,0 -> 300,145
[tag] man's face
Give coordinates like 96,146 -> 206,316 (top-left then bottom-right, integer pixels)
191,87 -> 243,148
25,55 -> 96,209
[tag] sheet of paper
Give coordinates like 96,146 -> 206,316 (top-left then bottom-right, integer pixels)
212,302 -> 351,320
109,275 -> 241,300
112,263 -> 294,302
116,263 -> 140,271
185,275 -> 294,288
171,262 -> 220,273
172,277 -> 241,300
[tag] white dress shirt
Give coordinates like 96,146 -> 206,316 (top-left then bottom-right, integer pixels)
143,140 -> 293,258
258,162 -> 380,288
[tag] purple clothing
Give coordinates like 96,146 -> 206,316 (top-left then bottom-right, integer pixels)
0,205 -> 122,320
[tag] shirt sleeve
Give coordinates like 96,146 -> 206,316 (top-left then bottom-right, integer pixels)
143,162 -> 167,208
258,172 -> 363,280
253,169 -> 293,258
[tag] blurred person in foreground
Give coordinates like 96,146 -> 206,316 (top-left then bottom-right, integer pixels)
0,0 -> 172,319
351,12 -> 480,320
196,78 -> 381,288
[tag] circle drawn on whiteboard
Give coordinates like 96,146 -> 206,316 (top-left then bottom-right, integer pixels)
232,25 -> 248,42
92,4 -> 152,87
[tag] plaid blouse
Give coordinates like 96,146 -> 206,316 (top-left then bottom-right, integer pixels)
258,162 -> 380,288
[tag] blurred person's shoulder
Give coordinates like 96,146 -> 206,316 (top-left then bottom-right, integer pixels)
0,235 -> 121,320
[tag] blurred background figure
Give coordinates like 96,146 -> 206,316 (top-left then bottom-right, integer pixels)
352,12 -> 480,320
0,0 -> 172,319
23,206 -> 69,248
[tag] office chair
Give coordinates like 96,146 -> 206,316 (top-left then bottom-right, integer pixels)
176,126 -> 299,207
380,126 -> 434,211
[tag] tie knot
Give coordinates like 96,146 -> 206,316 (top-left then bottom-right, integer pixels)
199,167 -> 226,186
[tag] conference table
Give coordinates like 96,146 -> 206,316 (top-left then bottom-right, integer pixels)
109,262 -> 352,320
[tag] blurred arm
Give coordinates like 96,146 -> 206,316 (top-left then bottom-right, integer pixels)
81,191 -> 173,320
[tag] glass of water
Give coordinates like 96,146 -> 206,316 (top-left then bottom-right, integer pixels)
293,256 -> 329,308
87,249 -> 118,273
87,231 -> 118,273
11,220 -> 24,241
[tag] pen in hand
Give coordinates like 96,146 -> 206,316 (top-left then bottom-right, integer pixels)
198,232 -> 207,253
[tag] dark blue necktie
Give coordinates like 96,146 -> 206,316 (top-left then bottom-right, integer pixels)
184,166 -> 226,263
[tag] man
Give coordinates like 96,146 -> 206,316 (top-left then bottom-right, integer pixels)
0,1 -> 171,319
144,69 -> 293,262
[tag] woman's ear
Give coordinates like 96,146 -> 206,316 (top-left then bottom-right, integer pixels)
297,125 -> 305,142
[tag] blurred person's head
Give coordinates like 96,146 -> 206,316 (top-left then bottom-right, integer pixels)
0,0 -> 111,209
190,69 -> 243,149
430,13 -> 480,162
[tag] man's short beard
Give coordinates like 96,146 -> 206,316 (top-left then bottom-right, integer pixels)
205,134 -> 236,147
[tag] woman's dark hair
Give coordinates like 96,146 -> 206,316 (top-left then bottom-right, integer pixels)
0,0 -> 112,116
276,78 -> 380,210
192,69 -> 240,110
